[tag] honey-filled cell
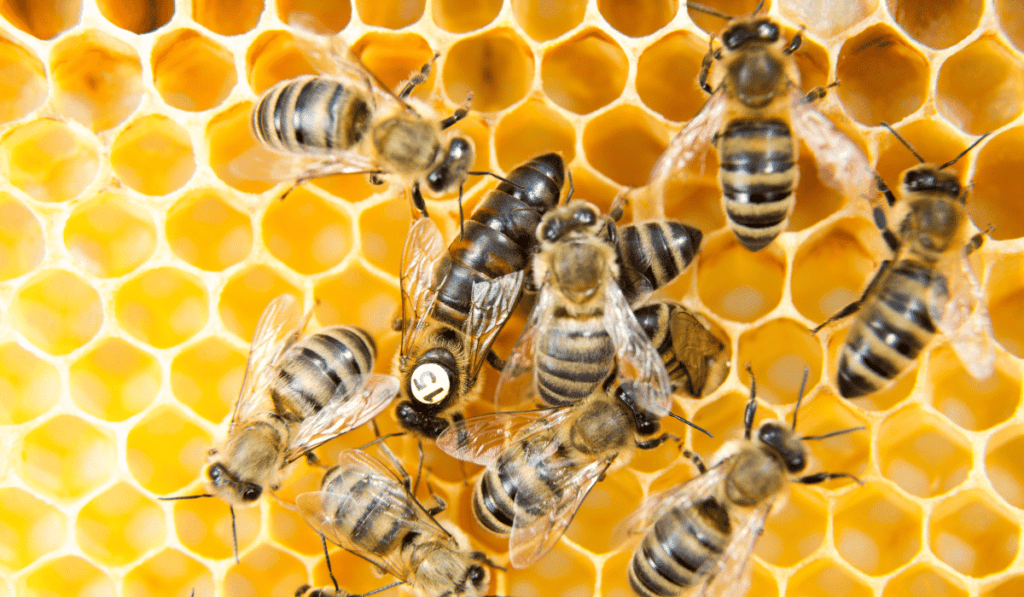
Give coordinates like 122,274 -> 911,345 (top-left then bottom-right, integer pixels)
152,29 -> 237,112
23,556 -> 115,597
50,30 -> 143,131
96,0 -> 172,33
223,545 -> 308,597
697,233 -> 786,323
432,0 -> 501,32
0,0 -> 80,40
0,195 -> 44,281
277,0 -> 351,34
76,482 -> 167,567
111,113 -> 196,194
834,483 -> 923,576
928,490 -> 1019,578
11,269 -> 103,356
736,318 -> 824,405
64,189 -> 157,277
166,188 -> 252,272
354,0 -> 424,29
122,549 -> 214,597
0,118 -> 99,203
69,337 -> 161,422
878,405 -> 971,498
0,38 -> 47,124
219,266 -> 301,342
0,342 -> 60,424
19,415 -> 117,500
170,337 -> 245,423
971,126 -> 1024,240
0,487 -> 67,571
261,186 -> 354,274
193,0 -> 262,35
511,0 -> 586,41
115,267 -> 209,349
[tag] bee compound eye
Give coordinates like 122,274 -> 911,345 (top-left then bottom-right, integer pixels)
242,484 -> 263,502
410,363 -> 451,405
468,565 -> 486,586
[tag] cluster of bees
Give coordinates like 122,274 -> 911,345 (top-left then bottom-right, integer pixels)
164,4 -> 998,597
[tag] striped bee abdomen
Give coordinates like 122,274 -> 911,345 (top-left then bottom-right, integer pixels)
473,427 -> 562,535
319,463 -> 418,556
270,326 -> 377,419
535,315 -> 614,407
717,118 -> 796,252
837,260 -> 945,398
616,222 -> 703,305
252,75 -> 372,156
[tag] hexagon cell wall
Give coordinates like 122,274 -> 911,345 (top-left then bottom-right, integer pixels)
0,1 -> 1022,597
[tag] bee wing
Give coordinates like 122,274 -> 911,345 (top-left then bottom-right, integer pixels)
295,449 -> 439,580
463,270 -> 526,374
230,294 -> 304,431
788,89 -> 879,211
493,283 -> 557,409
285,374 -> 401,462
436,407 -> 574,466
508,456 -> 614,569
691,499 -> 774,597
399,218 -> 447,362
647,92 -> 727,189
603,281 -> 674,418
932,254 -> 997,380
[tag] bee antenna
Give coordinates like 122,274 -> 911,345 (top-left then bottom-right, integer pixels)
939,132 -> 990,170
880,122 -> 926,164
687,1 -> 735,21
355,581 -> 405,597
564,169 -> 575,204
357,432 -> 407,451
667,412 -> 713,438
791,366 -> 810,431
802,426 -> 867,442
230,505 -> 239,564
467,170 -> 517,188
752,0 -> 766,14
743,363 -> 757,440
157,493 -> 214,500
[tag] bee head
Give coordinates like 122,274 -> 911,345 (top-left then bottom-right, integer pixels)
203,462 -> 264,505
538,201 -> 604,243
757,421 -> 807,473
901,166 -> 962,200
425,136 -> 475,195
395,401 -> 450,438
462,563 -> 488,594
405,348 -> 458,410
722,18 -> 779,50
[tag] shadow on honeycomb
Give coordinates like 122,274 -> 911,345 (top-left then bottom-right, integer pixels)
0,0 -> 1022,596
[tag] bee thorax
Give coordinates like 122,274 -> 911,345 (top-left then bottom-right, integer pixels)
725,449 -> 785,507
373,118 -> 441,174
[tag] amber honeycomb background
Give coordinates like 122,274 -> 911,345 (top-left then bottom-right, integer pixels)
1,0 -> 1024,595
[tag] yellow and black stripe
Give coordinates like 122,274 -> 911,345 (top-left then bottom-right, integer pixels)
252,75 -> 372,155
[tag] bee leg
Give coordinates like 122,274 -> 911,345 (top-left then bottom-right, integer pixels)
636,433 -> 679,450
682,449 -> 708,474
964,227 -> 992,257
440,94 -> 472,130
609,188 -> 630,222
812,260 -> 892,334
319,533 -> 340,594
377,439 -> 414,492
410,183 -> 430,219
796,472 -> 864,485
485,350 -> 507,372
698,37 -> 718,94
397,53 -> 439,99
743,364 -> 758,440
803,79 -> 840,103
423,480 -> 447,516
783,25 -> 806,55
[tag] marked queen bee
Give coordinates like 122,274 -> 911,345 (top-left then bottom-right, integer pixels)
395,153 -> 566,438
636,1 -> 877,251
248,15 -> 475,218
160,294 -> 399,560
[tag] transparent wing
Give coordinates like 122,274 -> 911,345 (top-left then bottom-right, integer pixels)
647,92 -> 727,189
463,270 -> 526,375
493,282 -> 558,409
285,374 -> 401,462
508,457 -> 613,569
436,407 -> 574,466
933,253 -> 996,380
231,294 -> 304,431
295,449 -> 440,580
789,89 -> 880,213
603,281 -> 674,418
692,500 -> 774,597
399,218 -> 447,364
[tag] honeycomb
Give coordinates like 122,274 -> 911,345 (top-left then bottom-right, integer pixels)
0,0 -> 1022,596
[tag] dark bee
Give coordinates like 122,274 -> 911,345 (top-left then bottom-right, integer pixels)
395,153 -> 566,438
633,300 -> 725,398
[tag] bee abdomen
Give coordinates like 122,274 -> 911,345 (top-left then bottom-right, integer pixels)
633,302 -> 686,383
473,469 -> 515,535
617,222 -> 702,303
252,75 -> 371,155
718,119 -> 795,251
535,322 -> 614,407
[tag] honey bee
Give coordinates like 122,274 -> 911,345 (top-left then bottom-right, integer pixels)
816,125 -> 996,398
249,17 -> 474,218
639,2 -> 876,251
437,384 -> 684,569
296,448 -> 501,597
634,300 -> 726,398
621,367 -> 862,597
160,294 -> 399,560
615,218 -> 704,305
395,153 -> 567,438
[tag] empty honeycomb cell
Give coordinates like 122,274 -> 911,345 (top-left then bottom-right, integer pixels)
0,0 -> 80,40
0,194 -> 43,280
785,558 -> 873,597
443,28 -> 534,113
193,0 -> 262,35
351,33 -> 438,102
635,31 -> 707,122
686,0 -> 766,35
433,0 -> 501,32
598,0 -> 676,37
885,0 -> 980,49
985,428 -> 1024,509
76,482 -> 167,566
928,490 -> 1019,577
928,346 -> 1020,431
878,406 -> 971,498
660,177 -> 727,233
970,126 -> 1024,240
245,31 -> 317,96
277,0 -> 351,34
70,338 -> 161,422
11,269 -> 103,355
23,555 -> 115,597
789,140 -> 855,232
172,493 -> 260,561
355,0 -> 424,29
0,342 -> 60,424
262,187 -> 354,274
19,415 -> 116,500
111,115 -> 196,195
167,189 -> 252,271
115,267 -> 209,349
64,189 -> 157,278
224,544 -> 307,597
756,484 -> 828,567
989,255 -> 1024,357
0,118 -> 99,203
358,194 -> 410,274
690,390 -> 779,460
0,487 -> 66,571
833,484 -> 922,575
983,575 -> 1024,597
494,101 -> 575,173
152,29 -> 237,112
219,266 -> 301,341
583,105 -> 666,187
512,0 -> 585,41
937,38 -> 1024,135
791,219 -> 880,326
542,29 -> 627,115
0,38 -> 46,123
737,319 -> 824,405
123,549 -> 214,597
96,0 -> 172,33
208,102 -> 282,194
996,0 -> 1024,52
563,472 -> 642,555
697,234 -> 786,322
50,31 -> 143,131
836,25 -> 929,126
314,264 -> 399,339
126,405 -> 211,494
170,337 -> 245,423
507,546 -> 597,597
883,564 -> 969,597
